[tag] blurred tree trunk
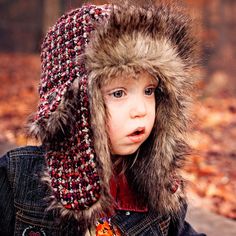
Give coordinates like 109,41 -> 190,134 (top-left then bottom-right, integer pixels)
185,0 -> 236,96
201,0 -> 236,95
42,0 -> 106,34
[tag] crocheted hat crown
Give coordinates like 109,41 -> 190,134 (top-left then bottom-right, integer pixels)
38,5 -> 110,121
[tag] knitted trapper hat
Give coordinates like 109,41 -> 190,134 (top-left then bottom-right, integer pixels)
29,1 -> 198,222
30,4 -> 112,219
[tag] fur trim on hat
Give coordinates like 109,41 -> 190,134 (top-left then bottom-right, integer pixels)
86,2 -> 197,216
28,0 -> 198,224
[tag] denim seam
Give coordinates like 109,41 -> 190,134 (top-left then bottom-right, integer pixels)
16,211 -> 59,230
12,155 -> 19,198
111,212 -> 163,235
15,200 -> 47,211
126,215 -> 159,235
158,216 -> 171,236
8,146 -> 44,156
14,202 -> 49,214
7,152 -> 16,191
147,215 -> 168,236
11,153 -> 44,157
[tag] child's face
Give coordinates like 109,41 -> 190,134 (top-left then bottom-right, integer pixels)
102,71 -> 158,155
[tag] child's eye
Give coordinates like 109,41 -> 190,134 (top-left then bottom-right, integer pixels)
145,87 -> 155,96
110,90 -> 125,98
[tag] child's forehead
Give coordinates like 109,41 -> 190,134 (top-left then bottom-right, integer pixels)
100,70 -> 158,87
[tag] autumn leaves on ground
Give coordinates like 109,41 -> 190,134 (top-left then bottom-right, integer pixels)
0,53 -> 235,220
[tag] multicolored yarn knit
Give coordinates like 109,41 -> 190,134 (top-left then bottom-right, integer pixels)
37,5 -> 110,210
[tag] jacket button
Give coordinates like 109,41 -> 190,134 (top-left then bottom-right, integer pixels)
125,211 -> 130,216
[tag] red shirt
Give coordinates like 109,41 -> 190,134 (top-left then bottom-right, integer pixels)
110,174 -> 148,212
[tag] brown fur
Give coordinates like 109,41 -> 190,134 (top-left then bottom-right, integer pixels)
28,0 -> 198,223
85,2 -> 197,216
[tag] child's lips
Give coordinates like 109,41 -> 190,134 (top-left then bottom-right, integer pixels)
127,127 -> 145,143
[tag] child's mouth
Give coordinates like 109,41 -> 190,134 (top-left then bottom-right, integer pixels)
128,127 -> 145,143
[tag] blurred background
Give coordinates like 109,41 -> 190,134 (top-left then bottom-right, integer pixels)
0,0 -> 235,228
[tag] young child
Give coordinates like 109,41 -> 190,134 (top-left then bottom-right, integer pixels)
0,1 -> 206,235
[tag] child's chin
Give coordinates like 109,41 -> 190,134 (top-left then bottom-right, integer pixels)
111,146 -> 140,156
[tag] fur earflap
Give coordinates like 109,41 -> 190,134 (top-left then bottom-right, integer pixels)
28,83 -> 78,144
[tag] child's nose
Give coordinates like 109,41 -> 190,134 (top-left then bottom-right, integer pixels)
129,99 -> 147,119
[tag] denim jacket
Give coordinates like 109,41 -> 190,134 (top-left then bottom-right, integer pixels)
0,146 -> 205,236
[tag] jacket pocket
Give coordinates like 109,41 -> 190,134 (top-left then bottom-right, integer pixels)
14,207 -> 80,236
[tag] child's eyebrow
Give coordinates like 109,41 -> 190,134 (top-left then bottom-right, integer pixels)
101,83 -> 126,93
101,71 -> 159,91
101,76 -> 132,89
